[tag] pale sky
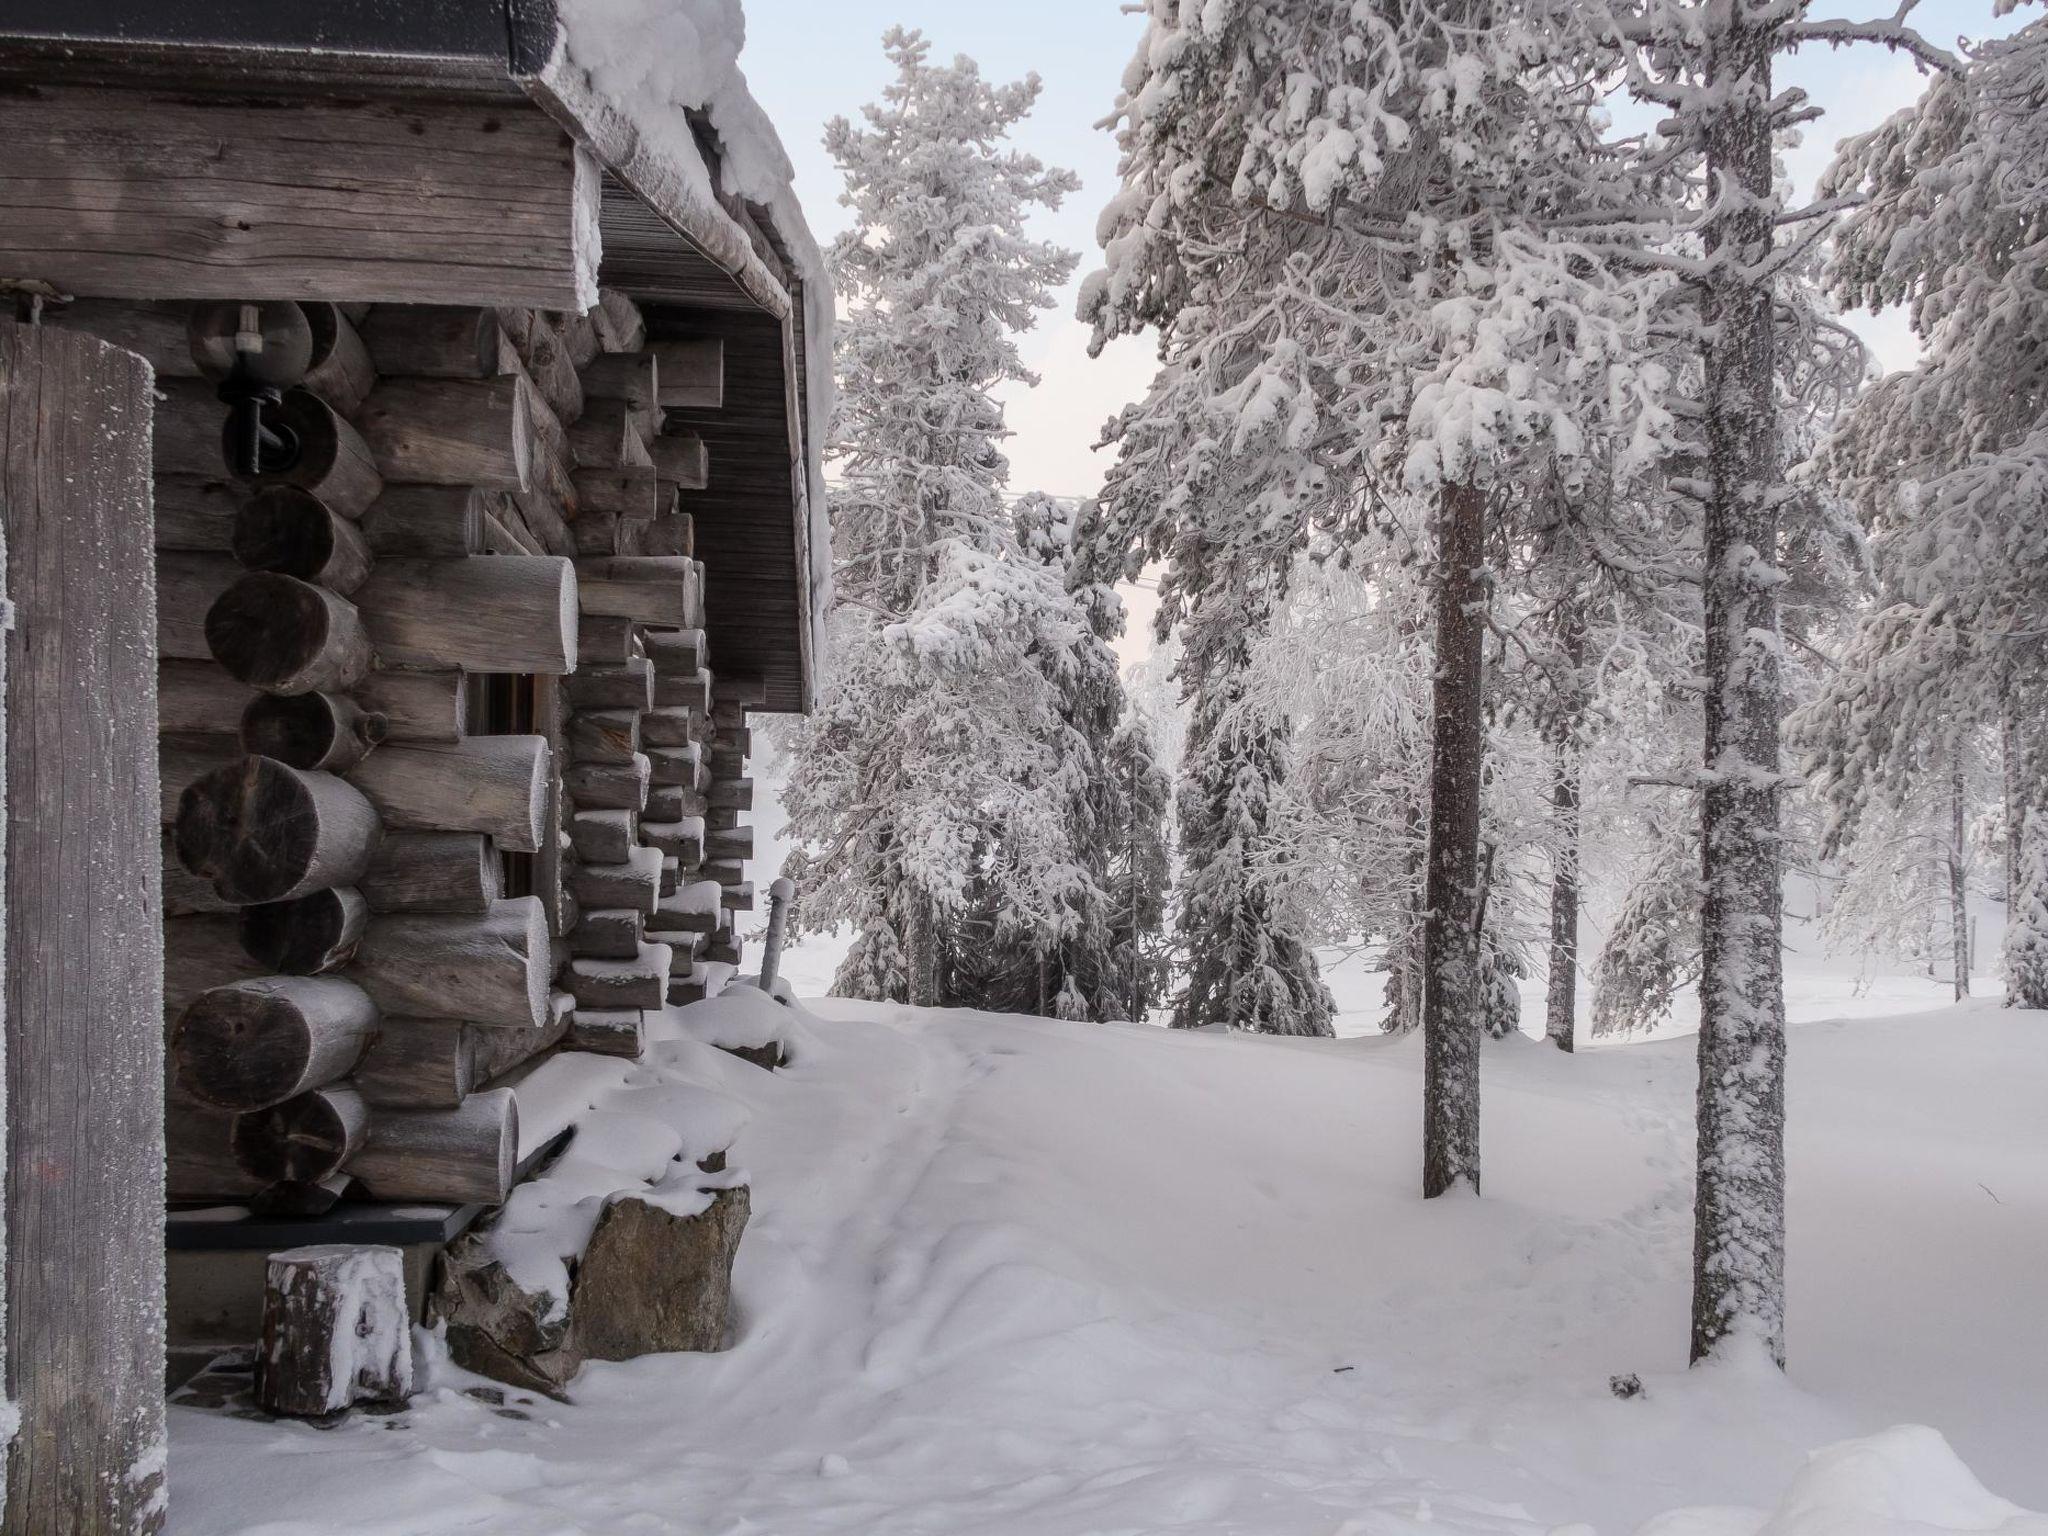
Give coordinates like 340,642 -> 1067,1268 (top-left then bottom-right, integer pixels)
735,0 -> 2022,658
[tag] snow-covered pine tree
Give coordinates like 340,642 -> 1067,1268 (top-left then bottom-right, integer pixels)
1591,0 -> 1953,1368
778,31 -> 1100,1006
2006,809 -> 2048,1011
1807,12 -> 2048,1007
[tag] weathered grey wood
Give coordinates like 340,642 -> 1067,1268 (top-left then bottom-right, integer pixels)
232,486 -> 372,594
354,556 -> 577,676
351,1020 -> 479,1109
239,887 -> 370,976
358,376 -> 534,491
471,1001 -> 571,1083
705,826 -> 755,863
579,351 -> 658,410
704,930 -> 741,966
351,898 -> 552,1031
570,909 -> 644,962
256,1245 -> 413,1418
566,657 -> 654,712
641,507 -> 693,558
167,1087 -> 265,1201
635,708 -> 701,751
648,432 -> 709,491
497,308 -> 585,427
356,670 -> 467,745
42,297 -> 198,377
578,613 -> 640,668
303,303 -> 378,418
649,337 -> 724,410
157,549 -> 241,661
164,829 -> 237,916
241,690 -> 387,773
641,629 -> 707,680
174,757 -> 381,904
647,888 -> 721,936
349,736 -> 550,853
159,738 -> 241,824
564,1008 -> 646,1058
569,810 -> 638,864
708,779 -> 755,812
721,884 -> 755,913
158,657 -> 256,737
171,975 -> 377,1111
572,466 -> 660,518
164,912 -> 268,1012
184,299 -> 316,388
346,1089 -> 518,1205
568,396 -> 655,469
362,832 -> 499,914
1,87 -> 596,307
571,849 -> 663,914
567,943 -> 672,1010
207,572 -> 373,695
507,485 -> 578,558
701,860 -> 747,890
564,757 -> 651,813
232,1085 -> 369,1184
576,556 -> 701,627
704,805 -> 741,833
653,666 -> 713,713
158,382 -> 384,517
569,709 -> 641,765
592,290 -> 648,355
360,486 -> 490,559
360,306 -> 506,379
248,1174 -> 354,1218
642,819 -> 705,866
648,746 -> 708,792
154,475 -> 242,552
646,784 -> 708,822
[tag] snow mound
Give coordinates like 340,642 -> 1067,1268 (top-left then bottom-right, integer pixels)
1640,1427 -> 2048,1536
658,979 -> 807,1061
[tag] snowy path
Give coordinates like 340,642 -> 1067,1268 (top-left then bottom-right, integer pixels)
170,1000 -> 2048,1535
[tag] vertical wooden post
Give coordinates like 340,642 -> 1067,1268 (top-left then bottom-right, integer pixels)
1,319 -> 167,1533
759,878 -> 794,994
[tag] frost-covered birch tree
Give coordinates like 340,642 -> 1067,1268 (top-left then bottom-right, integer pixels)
779,31 -> 1105,1006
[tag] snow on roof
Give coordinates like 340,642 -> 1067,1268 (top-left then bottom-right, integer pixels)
544,0 -> 836,704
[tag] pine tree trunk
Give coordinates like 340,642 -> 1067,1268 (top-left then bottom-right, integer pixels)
1951,744 -> 1969,1002
1422,480 -> 1487,1199
1545,735 -> 1581,1052
1691,12 -> 1788,1369
2001,683 -> 2020,903
904,897 -> 940,1009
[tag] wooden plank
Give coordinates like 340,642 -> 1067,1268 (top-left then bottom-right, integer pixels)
0,87 -> 597,308
1,320 -> 167,1531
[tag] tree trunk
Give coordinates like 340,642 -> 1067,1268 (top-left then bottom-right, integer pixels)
1691,14 -> 1788,1369
1,320 -> 167,1532
1422,480 -> 1487,1199
1545,734 -> 1582,1053
1951,742 -> 1970,1002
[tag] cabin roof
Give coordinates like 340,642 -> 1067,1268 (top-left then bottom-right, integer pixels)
0,0 -> 828,713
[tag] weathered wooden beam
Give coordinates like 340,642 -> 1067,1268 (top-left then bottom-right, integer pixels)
0,87 -> 598,307
354,555 -> 577,676
240,887 -> 370,976
349,737 -> 552,853
255,1245 -> 412,1417
175,757 -> 380,904
346,1089 -> 519,1205
648,338 -> 724,410
565,657 -> 654,712
171,976 -> 377,1111
356,670 -> 467,745
240,690 -> 386,773
648,431 -> 709,491
358,376 -> 533,491
569,809 -> 639,863
232,1085 -> 369,1185
569,709 -> 641,766
576,556 -> 702,627
207,572 -> 373,696
232,487 -> 373,595
158,657 -> 256,737
359,485 -> 491,559
157,550 -> 241,662
362,831 -> 500,915
359,306 -> 506,379
154,476 -> 242,553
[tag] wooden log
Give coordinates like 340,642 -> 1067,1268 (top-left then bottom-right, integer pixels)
570,908 -> 643,961
705,806 -> 741,833
570,847 -> 663,914
362,831 -> 499,914
42,297 -> 199,377
351,898 -> 552,1031
567,943 -> 672,1010
160,738 -> 241,824
704,931 -> 741,966
158,550 -> 241,661
167,1088 -> 264,1200
708,745 -> 746,779
239,887 -> 370,975
178,386 -> 382,519
638,707 -> 702,749
471,1000 -> 572,1083
352,1020 -> 479,1109
642,819 -> 704,865
207,572 -> 373,694
648,431 -> 708,491
184,299 -> 316,389
579,351 -> 658,410
356,670 -> 467,744
232,486 -> 373,594
171,976 -> 377,1111
249,1175 -> 353,1218
715,726 -> 754,756
498,309 -> 585,426
155,475 -> 242,552
564,1009 -> 645,1059
650,337 -> 724,410
576,556 -> 700,627
159,657 -> 256,737
572,466 -> 659,518
569,709 -> 641,765
507,485 -> 577,557
713,676 -> 768,710
641,507 -> 692,558
706,826 -> 755,862
646,784 -> 708,822
569,809 -> 638,863
579,613 -> 640,667
641,629 -> 707,679
165,830 -> 237,915
559,309 -> 602,370
354,555 -> 577,676
659,856 -> 681,898
302,303 -> 378,418
654,667 -> 713,713
647,889 -> 722,936
241,690 -> 387,773
255,1245 -> 412,1418
360,485 -> 490,558
358,376 -> 532,491
648,746 -> 708,791
349,736 -> 550,853
702,860 -> 747,889
722,884 -> 755,913
360,306 -> 505,379
175,757 -> 380,904
563,757 -> 650,813
346,1089 -> 518,1205
566,657 -> 654,712
592,291 -> 648,354
709,779 -> 755,812
232,1085 -> 369,1184
164,912 -> 268,1012
567,396 -> 653,468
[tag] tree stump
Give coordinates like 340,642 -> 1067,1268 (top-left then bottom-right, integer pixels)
255,1245 -> 413,1418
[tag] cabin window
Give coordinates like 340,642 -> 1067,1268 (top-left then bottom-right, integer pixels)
472,673 -> 540,898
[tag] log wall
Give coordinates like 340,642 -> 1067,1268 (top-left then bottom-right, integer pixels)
43,290 -> 755,1215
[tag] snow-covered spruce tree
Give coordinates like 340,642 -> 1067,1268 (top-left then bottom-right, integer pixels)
1588,0 -> 1952,1368
777,31 -> 1096,1006
1806,13 -> 2048,1006
1086,0 -> 1679,1186
2006,809 -> 2048,1011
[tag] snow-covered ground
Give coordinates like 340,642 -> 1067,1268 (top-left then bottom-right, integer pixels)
170,974 -> 2047,1534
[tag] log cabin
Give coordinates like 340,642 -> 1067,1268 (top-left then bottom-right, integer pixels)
0,4 -> 826,1527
